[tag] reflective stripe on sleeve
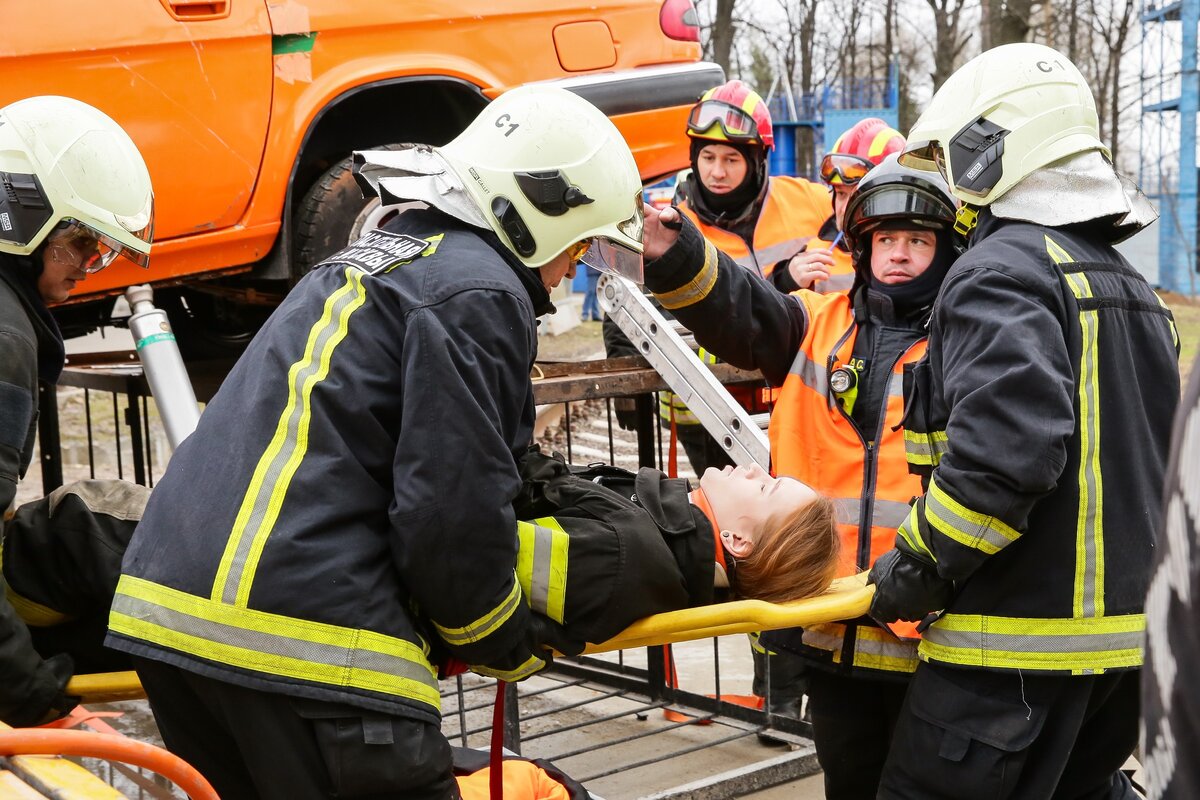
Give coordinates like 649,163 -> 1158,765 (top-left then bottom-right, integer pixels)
433,581 -> 523,647
516,518 -> 569,624
903,428 -> 947,467
655,240 -> 720,310
470,654 -> 546,682
924,477 -> 1021,556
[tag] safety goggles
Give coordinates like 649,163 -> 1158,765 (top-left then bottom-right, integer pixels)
578,238 -> 643,283
687,100 -> 761,143
47,217 -> 153,271
565,240 -> 590,265
819,153 -> 876,186
899,140 -> 946,178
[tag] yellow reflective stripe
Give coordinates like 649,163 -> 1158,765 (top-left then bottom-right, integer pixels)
1064,271 -> 1105,617
381,232 -> 444,273
921,612 -> 1144,673
470,654 -> 546,682
1153,292 -> 1181,349
696,347 -> 719,365
1044,233 -> 1076,265
747,630 -> 770,654
802,622 -> 917,673
897,504 -> 935,561
658,393 -> 702,425
903,428 -> 947,466
433,580 -> 523,647
850,624 -> 920,672
924,477 -> 1021,555
515,517 -> 569,624
656,240 -> 720,310
110,576 -> 440,708
214,267 -> 368,607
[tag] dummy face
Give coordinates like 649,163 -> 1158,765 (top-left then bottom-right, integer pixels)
537,249 -> 578,293
832,184 -> 856,231
699,463 -> 820,558
869,228 -> 937,285
695,144 -> 749,195
38,229 -> 98,304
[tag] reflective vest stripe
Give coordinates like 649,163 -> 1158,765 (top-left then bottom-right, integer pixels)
656,240 -> 720,310
921,612 -> 1144,673
904,428 -> 947,466
109,576 -> 440,708
834,497 -> 911,531
924,477 -> 1021,556
820,272 -> 855,294
214,267 -> 368,607
888,371 -> 904,399
433,581 -> 523,647
802,622 -> 918,673
516,517 -> 569,624
896,504 -> 934,561
1062,265 -> 1106,618
658,394 -> 702,425
787,350 -> 830,401
470,654 -> 546,683
734,237 -> 810,271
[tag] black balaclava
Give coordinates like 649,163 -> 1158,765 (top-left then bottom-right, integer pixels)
863,225 -> 958,315
689,139 -> 766,217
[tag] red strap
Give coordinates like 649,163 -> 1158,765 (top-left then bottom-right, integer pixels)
490,681 -> 505,800
667,406 -> 679,479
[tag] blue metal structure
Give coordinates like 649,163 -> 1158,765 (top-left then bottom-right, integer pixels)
1142,0 -> 1198,294
768,61 -> 901,180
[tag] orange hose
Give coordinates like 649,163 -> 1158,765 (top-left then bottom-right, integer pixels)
0,728 -> 218,800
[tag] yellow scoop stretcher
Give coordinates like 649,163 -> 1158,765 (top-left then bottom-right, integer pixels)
65,575 -> 874,702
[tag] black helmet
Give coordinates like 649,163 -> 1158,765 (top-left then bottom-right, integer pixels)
843,153 -> 961,264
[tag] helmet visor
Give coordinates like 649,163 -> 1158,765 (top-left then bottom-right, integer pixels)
899,140 -> 942,174
846,185 -> 954,243
687,100 -> 761,143
579,237 -> 644,283
48,218 -> 151,272
820,153 -> 875,186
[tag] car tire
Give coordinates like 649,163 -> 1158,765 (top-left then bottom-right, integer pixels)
292,144 -> 412,277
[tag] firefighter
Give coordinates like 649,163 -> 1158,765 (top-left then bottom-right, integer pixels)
772,117 -> 905,294
106,86 -> 645,800
0,95 -> 154,727
864,43 -> 1177,798
634,152 -> 966,798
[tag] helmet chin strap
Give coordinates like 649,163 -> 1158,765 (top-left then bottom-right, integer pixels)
954,205 -> 979,236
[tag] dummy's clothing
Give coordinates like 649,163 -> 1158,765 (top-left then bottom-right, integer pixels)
506,447 -> 717,652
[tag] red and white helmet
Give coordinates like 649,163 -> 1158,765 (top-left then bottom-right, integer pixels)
820,118 -> 905,186
686,80 -> 774,150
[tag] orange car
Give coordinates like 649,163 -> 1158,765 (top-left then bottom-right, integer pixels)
2,0 -> 721,354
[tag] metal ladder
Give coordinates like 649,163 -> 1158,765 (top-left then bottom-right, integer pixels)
597,274 -> 770,471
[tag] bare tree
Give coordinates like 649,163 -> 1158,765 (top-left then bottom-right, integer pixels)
981,0 -> 1039,49
698,0 -> 740,74
925,0 -> 977,89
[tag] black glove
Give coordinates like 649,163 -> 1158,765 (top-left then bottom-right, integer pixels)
3,653 -> 79,727
867,548 -> 954,626
613,398 -> 639,432
526,614 -> 585,659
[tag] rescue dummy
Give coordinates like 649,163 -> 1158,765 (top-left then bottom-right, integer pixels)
451,446 -> 840,670
0,96 -> 153,727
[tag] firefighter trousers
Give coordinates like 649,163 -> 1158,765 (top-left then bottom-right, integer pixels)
878,660 -> 1140,800
134,657 -> 459,800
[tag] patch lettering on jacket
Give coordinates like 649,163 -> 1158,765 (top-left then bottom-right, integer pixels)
319,229 -> 431,275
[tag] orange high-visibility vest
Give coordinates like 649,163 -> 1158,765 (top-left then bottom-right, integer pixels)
769,290 -> 926,670
680,176 -> 844,289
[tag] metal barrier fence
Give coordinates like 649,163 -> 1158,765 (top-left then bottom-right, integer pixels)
34,353 -> 819,798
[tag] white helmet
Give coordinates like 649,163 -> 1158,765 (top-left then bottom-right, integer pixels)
901,43 -> 1107,209
439,85 -> 644,281
0,96 -> 154,270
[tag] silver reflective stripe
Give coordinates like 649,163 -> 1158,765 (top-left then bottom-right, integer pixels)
888,371 -> 904,399
434,582 -> 523,647
925,479 -> 1020,555
835,497 -> 911,530
110,590 -> 440,703
815,272 -> 855,294
788,350 -> 827,398
733,237 -> 810,272
922,615 -> 1145,671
